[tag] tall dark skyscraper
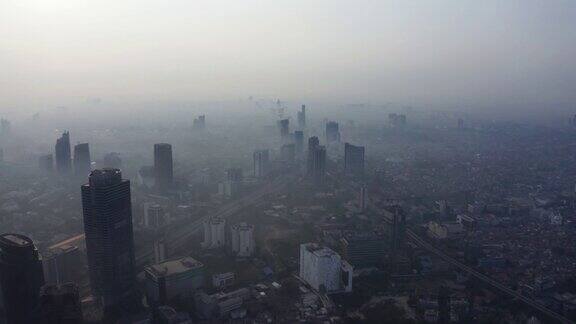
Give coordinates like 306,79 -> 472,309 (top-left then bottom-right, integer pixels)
294,131 -> 304,155
307,136 -> 320,176
154,143 -> 174,191
253,150 -> 270,178
73,143 -> 91,177
297,105 -> 306,129
39,283 -> 82,324
55,132 -> 72,174
0,233 -> 45,323
326,121 -> 340,143
344,143 -> 365,176
311,145 -> 327,186
81,169 -> 136,311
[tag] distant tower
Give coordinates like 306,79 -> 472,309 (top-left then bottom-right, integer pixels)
359,186 -> 368,212
278,119 -> 289,139
81,169 -> 136,311
153,239 -> 166,264
253,150 -> 270,178
307,136 -> 320,176
0,233 -> 45,323
294,131 -> 304,155
297,105 -> 306,129
202,217 -> 226,249
154,143 -> 174,192
344,143 -> 365,176
230,223 -> 255,257
55,132 -> 72,174
193,115 -> 206,130
281,143 -> 296,163
390,206 -> 406,254
73,143 -> 91,177
325,121 -> 340,143
39,154 -> 54,172
311,146 -> 327,186
39,283 -> 82,324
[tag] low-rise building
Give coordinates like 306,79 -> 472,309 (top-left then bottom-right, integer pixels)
145,257 -> 204,304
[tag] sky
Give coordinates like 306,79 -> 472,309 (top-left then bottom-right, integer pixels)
1,0 -> 575,110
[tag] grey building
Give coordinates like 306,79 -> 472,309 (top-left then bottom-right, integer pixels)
154,143 -> 174,191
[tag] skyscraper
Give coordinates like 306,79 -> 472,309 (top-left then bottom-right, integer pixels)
294,131 -> 304,155
326,121 -> 340,143
81,169 -> 136,311
281,143 -> 296,163
193,115 -> 206,130
39,283 -> 82,324
0,233 -> 45,323
344,143 -> 365,176
253,150 -> 270,178
297,105 -> 306,129
311,145 -> 327,186
307,136 -> 320,176
154,143 -> 174,191
278,119 -> 289,139
73,143 -> 91,177
55,132 -> 72,174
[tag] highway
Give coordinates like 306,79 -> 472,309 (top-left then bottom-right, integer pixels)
405,229 -> 573,324
135,174 -> 293,266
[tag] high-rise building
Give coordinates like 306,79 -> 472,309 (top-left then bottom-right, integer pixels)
81,169 -> 136,311
297,105 -> 306,129
306,136 -> 320,176
55,132 -> 72,174
73,143 -> 91,177
253,150 -> 270,178
39,154 -> 54,172
390,206 -> 406,254
43,244 -> 82,285
340,233 -> 386,267
311,146 -> 327,186
344,143 -> 365,176
278,119 -> 289,139
326,121 -> 340,143
39,283 -> 82,324
0,118 -> 10,135
202,217 -> 226,249
154,143 -> 174,191
143,203 -> 166,229
230,223 -> 255,257
153,239 -> 166,264
388,113 -> 407,128
193,115 -> 206,130
144,257 -> 204,305
299,243 -> 353,293
359,186 -> 368,212
280,143 -> 296,162
0,233 -> 45,323
220,168 -> 242,198
294,131 -> 304,155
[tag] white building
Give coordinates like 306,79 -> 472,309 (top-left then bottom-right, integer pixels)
427,221 -> 464,240
299,243 -> 353,293
202,216 -> 226,249
253,150 -> 270,178
144,257 -> 204,304
143,203 -> 166,228
230,223 -> 255,257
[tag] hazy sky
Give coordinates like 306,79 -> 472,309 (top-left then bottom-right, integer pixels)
1,0 -> 575,109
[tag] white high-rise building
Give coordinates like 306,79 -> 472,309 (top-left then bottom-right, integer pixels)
230,223 -> 255,257
202,217 -> 226,249
253,150 -> 270,178
299,243 -> 353,293
144,203 -> 166,228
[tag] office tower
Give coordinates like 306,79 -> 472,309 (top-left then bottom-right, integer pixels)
154,143 -> 174,191
55,131 -> 72,174
458,118 -> 464,129
39,154 -> 54,172
230,223 -> 255,257
311,146 -> 327,186
153,239 -> 166,264
253,150 -> 270,178
73,143 -> 91,177
193,115 -> 206,130
297,104 -> 306,129
306,136 -> 320,176
340,233 -> 385,268
0,233 -> 45,323
325,121 -> 340,143
202,217 -> 226,249
390,206 -> 406,254
220,168 -> 242,198
39,283 -> 82,324
43,245 -> 82,285
294,131 -> 304,155
144,257 -> 204,305
278,119 -> 289,139
359,186 -> 368,211
81,169 -> 136,310
143,203 -> 166,229
103,152 -> 122,169
344,143 -> 365,176
280,143 -> 296,162
0,118 -> 10,135
299,243 -> 353,293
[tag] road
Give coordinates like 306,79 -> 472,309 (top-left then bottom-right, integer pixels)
135,174 -> 294,266
405,229 -> 573,324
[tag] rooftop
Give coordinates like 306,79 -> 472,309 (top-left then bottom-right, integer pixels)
146,256 -> 204,277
